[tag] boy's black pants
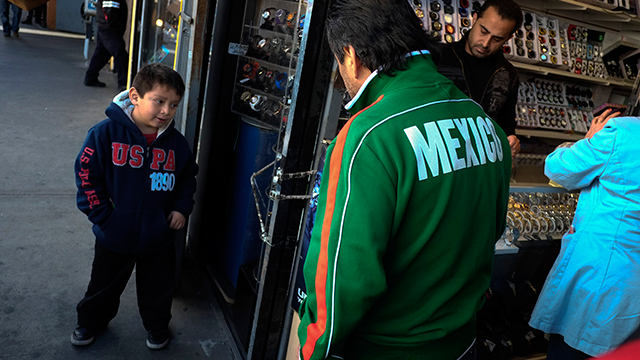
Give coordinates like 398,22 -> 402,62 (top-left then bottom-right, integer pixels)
76,241 -> 175,332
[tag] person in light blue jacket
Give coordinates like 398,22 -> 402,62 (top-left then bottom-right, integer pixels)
529,108 -> 640,360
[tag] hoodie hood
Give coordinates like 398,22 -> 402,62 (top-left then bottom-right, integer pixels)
111,89 -> 174,137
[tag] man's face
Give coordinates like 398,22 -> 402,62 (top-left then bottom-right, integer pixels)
465,6 -> 515,59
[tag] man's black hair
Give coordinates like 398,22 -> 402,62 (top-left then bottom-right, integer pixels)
477,0 -> 523,35
132,63 -> 186,98
326,0 -> 440,76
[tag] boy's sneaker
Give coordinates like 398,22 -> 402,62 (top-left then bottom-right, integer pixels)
146,329 -> 170,349
70,327 -> 95,346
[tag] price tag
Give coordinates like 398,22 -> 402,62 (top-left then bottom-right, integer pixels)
228,42 -> 249,56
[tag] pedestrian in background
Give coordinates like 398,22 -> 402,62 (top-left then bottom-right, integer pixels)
21,3 -> 47,28
529,108 -> 640,359
1,0 -> 22,37
84,0 -> 128,90
297,0 -> 512,359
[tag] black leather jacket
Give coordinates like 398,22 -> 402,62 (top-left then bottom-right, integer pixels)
437,37 -> 519,136
96,0 -> 128,36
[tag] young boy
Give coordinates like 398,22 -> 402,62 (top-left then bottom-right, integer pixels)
72,63 -> 198,349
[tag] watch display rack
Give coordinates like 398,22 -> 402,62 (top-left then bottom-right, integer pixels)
410,0 -> 482,44
503,191 -> 578,245
516,76 -> 594,133
231,0 -> 308,130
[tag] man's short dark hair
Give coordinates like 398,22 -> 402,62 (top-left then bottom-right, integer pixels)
477,0 -> 523,35
326,0 -> 440,76
132,63 -> 185,98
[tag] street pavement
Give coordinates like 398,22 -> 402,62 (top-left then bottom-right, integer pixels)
0,28 -> 239,359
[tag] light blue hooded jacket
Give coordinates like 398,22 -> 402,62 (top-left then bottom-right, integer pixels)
529,116 -> 640,356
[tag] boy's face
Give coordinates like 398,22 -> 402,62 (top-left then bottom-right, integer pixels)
129,85 -> 182,134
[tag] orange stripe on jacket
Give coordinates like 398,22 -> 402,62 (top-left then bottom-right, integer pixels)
302,95 -> 383,360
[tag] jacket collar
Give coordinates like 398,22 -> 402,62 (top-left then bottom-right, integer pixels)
346,50 -> 435,113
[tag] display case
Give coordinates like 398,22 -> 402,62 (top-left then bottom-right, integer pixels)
136,0 -> 182,66
230,0 -> 308,131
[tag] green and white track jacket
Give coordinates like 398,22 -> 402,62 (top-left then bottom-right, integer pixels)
298,51 -> 511,360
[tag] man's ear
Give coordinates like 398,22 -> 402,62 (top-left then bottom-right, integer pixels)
129,87 -> 140,105
472,12 -> 478,26
343,45 -> 364,79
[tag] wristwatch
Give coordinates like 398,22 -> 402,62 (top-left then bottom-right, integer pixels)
275,72 -> 288,90
286,12 -> 297,28
249,95 -> 267,112
275,9 -> 289,25
262,8 -> 276,22
242,62 -> 259,79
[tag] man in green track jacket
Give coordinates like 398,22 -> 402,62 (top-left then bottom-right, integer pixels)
297,1 -> 512,359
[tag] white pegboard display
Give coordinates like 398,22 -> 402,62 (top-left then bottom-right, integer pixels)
409,0 -> 482,44
516,77 -> 596,133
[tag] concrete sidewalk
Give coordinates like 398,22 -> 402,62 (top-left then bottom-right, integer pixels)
0,30 -> 238,359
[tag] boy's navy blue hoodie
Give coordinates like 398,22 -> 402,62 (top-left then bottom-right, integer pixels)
75,91 -> 198,254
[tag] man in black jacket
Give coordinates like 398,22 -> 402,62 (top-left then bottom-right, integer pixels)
438,0 -> 523,157
84,0 -> 129,91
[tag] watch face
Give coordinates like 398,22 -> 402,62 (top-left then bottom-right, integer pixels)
430,1 -> 440,11
432,21 -> 442,31
461,18 -> 470,27
515,29 -> 524,38
240,91 -> 252,102
444,5 -> 454,14
275,9 -> 289,25
525,13 -> 533,23
443,13 -> 453,24
517,47 -> 525,56
415,8 -> 424,18
444,34 -> 454,43
262,8 -> 275,22
430,11 -> 439,21
503,45 -> 511,54
445,23 -> 455,34
286,12 -> 297,27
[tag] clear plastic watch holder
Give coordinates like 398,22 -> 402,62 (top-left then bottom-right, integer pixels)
500,192 -> 578,247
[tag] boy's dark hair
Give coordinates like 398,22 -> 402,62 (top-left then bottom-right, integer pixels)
477,0 -> 523,35
326,0 -> 440,76
131,63 -> 186,98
